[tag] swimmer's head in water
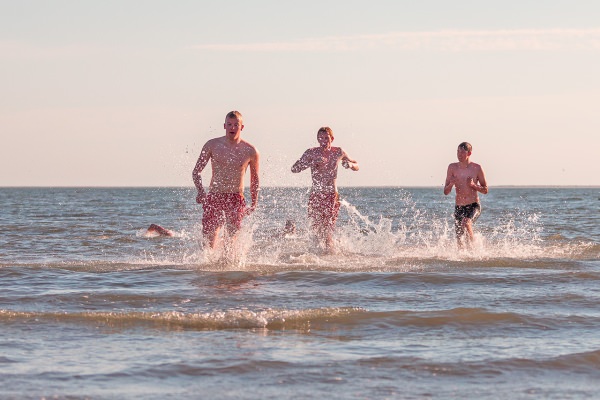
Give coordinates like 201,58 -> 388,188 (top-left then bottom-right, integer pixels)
284,220 -> 296,234
146,224 -> 174,237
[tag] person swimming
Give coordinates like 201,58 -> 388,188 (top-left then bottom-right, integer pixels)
145,224 -> 174,237
283,220 -> 296,237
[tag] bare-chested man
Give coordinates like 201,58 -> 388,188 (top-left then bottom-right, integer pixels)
291,127 -> 359,253
192,111 -> 260,249
444,142 -> 488,248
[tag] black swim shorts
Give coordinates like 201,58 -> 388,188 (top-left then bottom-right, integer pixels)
454,202 -> 481,235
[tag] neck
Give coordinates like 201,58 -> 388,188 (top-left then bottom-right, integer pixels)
226,135 -> 241,144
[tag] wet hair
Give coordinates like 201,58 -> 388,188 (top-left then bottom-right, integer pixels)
226,110 -> 243,124
458,142 -> 472,152
317,126 -> 334,139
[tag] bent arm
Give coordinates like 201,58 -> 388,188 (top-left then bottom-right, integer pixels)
474,166 -> 488,194
291,150 -> 312,173
249,151 -> 260,210
443,166 -> 454,195
341,150 -> 359,171
192,144 -> 211,197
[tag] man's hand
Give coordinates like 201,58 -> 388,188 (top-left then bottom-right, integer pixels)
468,177 -> 477,190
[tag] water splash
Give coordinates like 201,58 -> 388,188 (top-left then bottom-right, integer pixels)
132,188 -> 595,271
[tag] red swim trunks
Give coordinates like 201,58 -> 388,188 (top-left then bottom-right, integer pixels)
202,193 -> 246,235
308,191 -> 340,230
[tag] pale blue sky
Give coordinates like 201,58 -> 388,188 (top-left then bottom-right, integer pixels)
1,0 -> 599,187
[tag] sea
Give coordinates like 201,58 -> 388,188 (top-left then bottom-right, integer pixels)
0,187 -> 599,399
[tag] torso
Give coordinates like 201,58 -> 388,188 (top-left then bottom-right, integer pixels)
308,147 -> 344,193
208,137 -> 257,193
448,161 -> 482,206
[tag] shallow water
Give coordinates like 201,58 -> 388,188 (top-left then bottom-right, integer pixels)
0,187 -> 599,399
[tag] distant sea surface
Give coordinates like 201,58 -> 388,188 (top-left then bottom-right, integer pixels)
1,187 -> 599,399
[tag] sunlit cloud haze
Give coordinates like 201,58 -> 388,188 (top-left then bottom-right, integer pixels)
191,28 -> 600,52
1,1 -> 599,187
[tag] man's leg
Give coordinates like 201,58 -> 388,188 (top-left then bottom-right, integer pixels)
324,225 -> 335,253
223,194 -> 246,247
324,198 -> 340,253
203,227 -> 220,249
202,195 -> 224,249
462,217 -> 475,244
454,216 -> 465,248
461,203 -> 480,247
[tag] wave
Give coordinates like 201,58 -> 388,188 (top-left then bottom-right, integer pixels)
352,349 -> 600,379
400,349 -> 600,377
0,307 -> 363,331
1,307 -> 596,332
1,248 -> 598,274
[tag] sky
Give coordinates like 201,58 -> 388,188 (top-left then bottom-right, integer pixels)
1,0 -> 599,187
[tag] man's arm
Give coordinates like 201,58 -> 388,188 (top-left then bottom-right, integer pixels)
192,143 -> 211,204
341,150 -> 359,171
470,165 -> 488,194
291,150 -> 312,173
248,150 -> 260,213
443,165 -> 454,195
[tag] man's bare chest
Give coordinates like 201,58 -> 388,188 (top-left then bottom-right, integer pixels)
454,165 -> 476,179
212,149 -> 251,168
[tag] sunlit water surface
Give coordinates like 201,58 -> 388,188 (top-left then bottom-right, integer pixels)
0,187 -> 599,399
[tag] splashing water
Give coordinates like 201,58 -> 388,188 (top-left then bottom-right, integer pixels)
131,187 -> 595,271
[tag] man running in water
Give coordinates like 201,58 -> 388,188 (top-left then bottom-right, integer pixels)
192,111 -> 260,249
443,142 -> 488,248
292,126 -> 359,253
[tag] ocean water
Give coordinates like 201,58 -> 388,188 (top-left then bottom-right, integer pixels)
0,187 -> 599,399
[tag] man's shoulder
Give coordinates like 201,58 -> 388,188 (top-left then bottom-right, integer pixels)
205,137 -> 224,147
240,139 -> 259,153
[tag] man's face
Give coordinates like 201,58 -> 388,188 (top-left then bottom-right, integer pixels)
317,131 -> 333,148
224,117 -> 243,139
456,147 -> 470,162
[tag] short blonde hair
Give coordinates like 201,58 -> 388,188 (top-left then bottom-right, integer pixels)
226,110 -> 243,124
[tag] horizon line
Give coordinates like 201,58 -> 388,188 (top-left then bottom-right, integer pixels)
1,185 -> 598,189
